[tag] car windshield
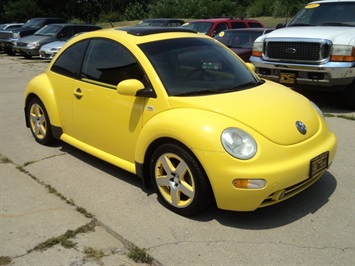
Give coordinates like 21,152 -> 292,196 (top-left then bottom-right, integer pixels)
23,18 -> 46,28
35,25 -> 62,36
288,2 -> 355,27
138,20 -> 166,27
182,22 -> 213,35
215,31 -> 264,48
139,37 -> 260,96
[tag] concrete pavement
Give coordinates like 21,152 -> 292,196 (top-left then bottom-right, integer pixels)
1,54 -> 354,265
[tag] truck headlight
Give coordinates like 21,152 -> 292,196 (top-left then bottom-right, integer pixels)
252,41 -> 263,57
331,45 -> 355,62
221,128 -> 257,160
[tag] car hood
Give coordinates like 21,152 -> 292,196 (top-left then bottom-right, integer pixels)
18,35 -> 56,44
167,81 -> 320,145
41,41 -> 66,49
263,26 -> 355,45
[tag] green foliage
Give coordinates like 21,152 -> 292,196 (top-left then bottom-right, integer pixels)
123,2 -> 147,21
246,0 -> 273,17
148,0 -> 239,19
0,0 -> 310,24
3,0 -> 40,22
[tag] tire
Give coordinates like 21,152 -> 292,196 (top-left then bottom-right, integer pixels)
5,49 -> 15,56
24,54 -> 32,59
27,98 -> 54,145
150,143 -> 214,216
342,81 -> 355,110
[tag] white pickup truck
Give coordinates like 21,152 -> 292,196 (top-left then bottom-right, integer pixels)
250,0 -> 355,109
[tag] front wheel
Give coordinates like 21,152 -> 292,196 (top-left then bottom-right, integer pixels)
150,143 -> 214,216
341,81 -> 355,110
27,98 -> 54,145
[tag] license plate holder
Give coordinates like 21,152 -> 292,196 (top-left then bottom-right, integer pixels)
279,72 -> 296,84
310,151 -> 329,178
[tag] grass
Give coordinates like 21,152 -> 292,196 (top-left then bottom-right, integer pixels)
127,244 -> 154,264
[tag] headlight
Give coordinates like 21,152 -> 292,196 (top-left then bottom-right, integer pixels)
27,42 -> 41,48
251,41 -> 263,57
331,45 -> 355,62
221,128 -> 257,160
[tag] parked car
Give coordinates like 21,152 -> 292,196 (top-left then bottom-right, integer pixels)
39,32 -> 87,60
13,24 -> 101,58
181,18 -> 264,37
250,0 -> 355,109
0,23 -> 24,51
39,40 -> 66,60
0,17 -> 66,55
24,27 -> 336,216
136,18 -> 185,27
0,23 -> 24,30
214,28 -> 274,62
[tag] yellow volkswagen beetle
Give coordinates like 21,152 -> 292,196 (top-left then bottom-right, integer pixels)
24,27 -> 337,216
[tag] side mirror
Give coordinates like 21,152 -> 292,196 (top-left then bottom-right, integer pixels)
117,79 -> 156,98
117,79 -> 144,96
245,63 -> 255,72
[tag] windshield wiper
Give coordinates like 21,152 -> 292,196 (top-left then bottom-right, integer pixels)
228,80 -> 265,91
288,23 -> 314,27
321,22 -> 352,26
174,88 -> 222,96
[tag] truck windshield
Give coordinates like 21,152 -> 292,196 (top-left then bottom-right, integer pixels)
288,2 -> 355,27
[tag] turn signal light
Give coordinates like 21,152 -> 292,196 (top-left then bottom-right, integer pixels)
232,179 -> 266,189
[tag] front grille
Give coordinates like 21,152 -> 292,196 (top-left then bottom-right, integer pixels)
264,38 -> 331,64
16,42 -> 27,47
259,170 -> 325,208
0,31 -> 13,39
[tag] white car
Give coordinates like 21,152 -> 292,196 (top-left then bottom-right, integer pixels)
39,40 -> 66,59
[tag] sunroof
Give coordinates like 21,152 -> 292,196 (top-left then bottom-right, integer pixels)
117,26 -> 197,36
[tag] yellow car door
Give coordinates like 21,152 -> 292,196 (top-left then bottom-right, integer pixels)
69,38 -> 149,165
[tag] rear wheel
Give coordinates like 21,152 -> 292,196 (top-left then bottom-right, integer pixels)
27,98 -> 54,145
150,143 -> 214,216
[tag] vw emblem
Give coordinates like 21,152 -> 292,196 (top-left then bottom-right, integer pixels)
286,48 -> 296,54
296,121 -> 307,135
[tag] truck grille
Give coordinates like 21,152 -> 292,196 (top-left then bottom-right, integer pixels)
0,31 -> 13,39
264,38 -> 331,64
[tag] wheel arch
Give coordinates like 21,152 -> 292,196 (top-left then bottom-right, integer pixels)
137,136 -> 214,197
24,74 -> 62,137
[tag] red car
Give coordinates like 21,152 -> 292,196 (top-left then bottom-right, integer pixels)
182,18 -> 264,37
214,28 -> 274,62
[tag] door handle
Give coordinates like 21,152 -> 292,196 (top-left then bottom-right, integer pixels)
73,88 -> 83,99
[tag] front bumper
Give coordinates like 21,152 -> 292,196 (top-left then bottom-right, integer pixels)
193,125 -> 337,212
250,56 -> 355,91
13,45 -> 40,56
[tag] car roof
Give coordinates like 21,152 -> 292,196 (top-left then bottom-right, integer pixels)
67,26 -> 206,47
142,18 -> 184,22
221,27 -> 274,32
43,23 -> 100,27
308,0 -> 353,3
188,18 -> 262,22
